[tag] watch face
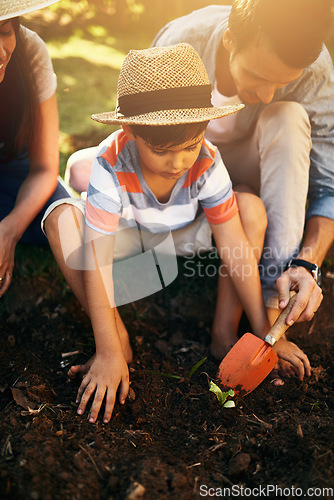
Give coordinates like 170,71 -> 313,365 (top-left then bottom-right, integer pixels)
311,267 -> 321,286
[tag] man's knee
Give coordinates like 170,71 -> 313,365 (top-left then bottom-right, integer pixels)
258,101 -> 311,137
256,101 -> 312,181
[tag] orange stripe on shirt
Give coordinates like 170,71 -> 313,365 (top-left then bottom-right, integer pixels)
203,138 -> 217,158
203,192 -> 239,225
101,131 -> 130,167
182,157 -> 214,188
85,198 -> 120,233
116,172 -> 143,193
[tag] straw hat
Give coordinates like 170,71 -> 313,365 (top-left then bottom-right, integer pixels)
0,0 -> 59,22
91,43 -> 244,126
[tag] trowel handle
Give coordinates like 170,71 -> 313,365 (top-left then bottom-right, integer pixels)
264,293 -> 297,346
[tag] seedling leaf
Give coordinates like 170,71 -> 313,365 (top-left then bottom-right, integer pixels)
145,370 -> 182,380
209,381 -> 235,408
188,357 -> 207,379
222,400 -> 235,408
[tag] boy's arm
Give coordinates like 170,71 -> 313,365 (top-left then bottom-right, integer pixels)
210,214 -> 270,340
210,214 -> 311,378
76,224 -> 129,423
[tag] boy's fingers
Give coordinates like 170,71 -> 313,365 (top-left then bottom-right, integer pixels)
299,351 -> 312,378
77,381 -> 95,415
119,377 -> 130,405
88,388 -> 106,423
103,390 -> 116,424
275,359 -> 297,379
277,343 -> 311,381
286,364 -> 298,378
294,357 -> 305,381
291,351 -> 311,381
281,353 -> 305,380
76,375 -> 90,403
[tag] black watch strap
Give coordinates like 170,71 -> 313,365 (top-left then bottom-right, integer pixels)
285,258 -> 321,286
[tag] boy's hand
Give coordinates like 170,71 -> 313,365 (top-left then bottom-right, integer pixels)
76,352 -> 129,423
272,338 -> 311,381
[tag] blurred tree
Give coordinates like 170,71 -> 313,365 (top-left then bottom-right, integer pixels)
61,0 -> 232,35
50,0 -> 333,54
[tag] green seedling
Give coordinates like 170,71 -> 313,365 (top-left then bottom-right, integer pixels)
307,400 -> 322,411
188,357 -> 207,380
209,381 -> 235,408
146,370 -> 183,380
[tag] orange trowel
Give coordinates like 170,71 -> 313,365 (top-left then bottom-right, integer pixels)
216,293 -> 297,396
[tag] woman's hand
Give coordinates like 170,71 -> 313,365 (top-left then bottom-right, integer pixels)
0,220 -> 17,296
76,351 -> 129,424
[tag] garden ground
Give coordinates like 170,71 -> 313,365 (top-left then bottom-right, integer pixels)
0,244 -> 333,499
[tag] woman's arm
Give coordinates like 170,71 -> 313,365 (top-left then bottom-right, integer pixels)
0,93 -> 59,294
5,93 -> 59,237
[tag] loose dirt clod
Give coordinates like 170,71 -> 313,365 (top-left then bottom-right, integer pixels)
228,453 -> 251,476
126,482 -> 146,500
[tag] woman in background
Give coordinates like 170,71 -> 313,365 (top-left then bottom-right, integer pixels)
0,0 -> 71,296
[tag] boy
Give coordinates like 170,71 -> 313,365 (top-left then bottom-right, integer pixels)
44,44 -> 310,424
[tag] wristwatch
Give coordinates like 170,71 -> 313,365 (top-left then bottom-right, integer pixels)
285,258 -> 321,286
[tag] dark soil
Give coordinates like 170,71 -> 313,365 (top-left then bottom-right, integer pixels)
0,247 -> 333,500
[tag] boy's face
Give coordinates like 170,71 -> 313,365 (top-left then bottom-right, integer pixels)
123,126 -> 205,181
222,29 -> 303,104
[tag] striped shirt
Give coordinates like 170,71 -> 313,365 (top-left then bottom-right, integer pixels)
85,129 -> 238,235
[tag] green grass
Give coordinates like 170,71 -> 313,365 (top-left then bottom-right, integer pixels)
45,25 -> 152,175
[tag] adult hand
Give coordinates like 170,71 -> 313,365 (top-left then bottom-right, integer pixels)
0,222 -> 16,297
76,352 -> 129,423
276,266 -> 323,326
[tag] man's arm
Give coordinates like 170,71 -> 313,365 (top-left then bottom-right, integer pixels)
299,216 -> 334,265
211,214 -> 311,379
276,216 -> 333,325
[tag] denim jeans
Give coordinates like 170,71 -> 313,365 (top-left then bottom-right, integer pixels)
0,154 -> 71,245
